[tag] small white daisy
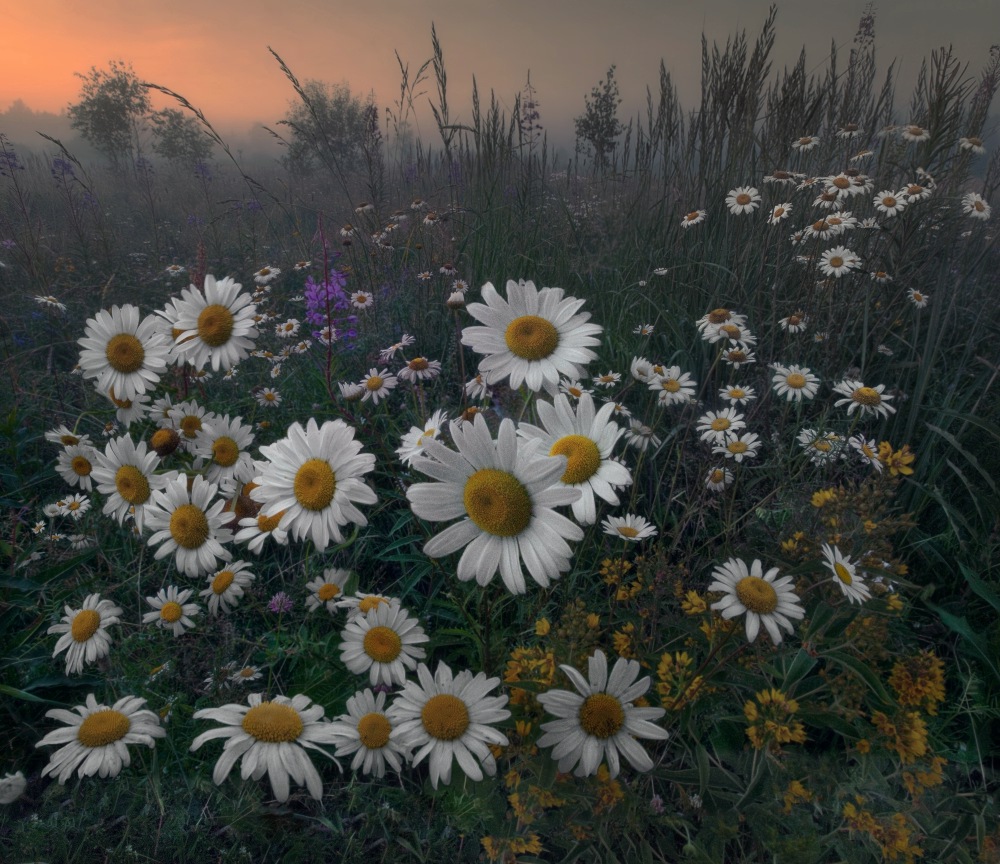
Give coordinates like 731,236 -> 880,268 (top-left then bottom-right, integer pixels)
713,432 -> 761,463
304,568 -> 351,613
602,514 -> 657,542
48,593 -> 122,675
771,364 -> 820,402
725,186 -> 760,215
832,379 -> 896,419
718,384 -> 756,406
704,466 -> 734,492
56,444 -> 99,491
142,586 -> 201,636
330,689 -> 411,778
359,368 -> 398,404
199,561 -> 255,615
821,544 -> 871,604
708,557 -> 805,645
339,602 -> 429,687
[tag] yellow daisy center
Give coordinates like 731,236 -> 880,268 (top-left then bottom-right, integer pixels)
408,357 -> 429,371
257,510 -> 285,532
105,333 -> 146,374
71,456 -> 93,476
813,440 -> 833,453
160,601 -> 184,623
211,570 -> 235,595
773,207 -> 786,217
833,176 -> 850,189
828,256 -> 844,269
241,702 -> 304,742
852,387 -> 882,406
685,210 -> 701,221
211,436 -> 240,467
662,379 -> 681,393
735,576 -> 779,614
179,416 -> 202,439
169,503 -> 210,549
736,193 -> 751,205
549,434 -> 601,485
711,418 -> 730,431
727,440 -> 749,454
197,304 -> 235,347
798,137 -> 812,145
882,196 -> 897,207
421,693 -> 470,741
729,388 -> 746,398
317,583 -> 340,602
504,315 -> 559,361
617,525 -> 639,538
727,350 -> 747,362
358,596 -> 388,614
786,373 -> 807,389
364,626 -> 403,663
579,693 -> 625,739
71,609 -> 101,642
834,562 -> 853,585
463,468 -> 532,537
357,712 -> 392,749
707,309 -> 731,324
294,459 -> 336,511
115,465 -> 150,505
811,220 -> 829,232
365,375 -> 384,391
77,709 -> 130,748
720,324 -> 742,339
709,469 -> 726,483
151,428 -> 180,455
974,201 -> 985,212
60,434 -> 80,445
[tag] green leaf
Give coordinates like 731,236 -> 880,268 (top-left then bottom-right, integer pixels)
825,650 -> 892,704
959,562 -> 1000,614
0,683 -> 63,705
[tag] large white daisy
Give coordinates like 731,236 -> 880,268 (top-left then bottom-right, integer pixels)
90,434 -> 163,532
48,593 -> 122,675
77,304 -> 169,401
330,689 -> 411,778
339,602 -> 429,687
144,473 -> 233,578
36,694 -> 165,783
516,393 -> 631,524
251,418 -> 377,552
536,649 -> 668,778
169,275 -> 258,371
708,557 -> 805,645
406,414 -> 584,595
191,413 -> 256,493
189,693 -> 340,802
461,279 -> 602,394
388,662 -> 509,789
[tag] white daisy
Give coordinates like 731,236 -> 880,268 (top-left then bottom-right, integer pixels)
256,387 -> 282,408
77,304 -> 169,401
900,124 -> 930,142
791,135 -> 820,151
704,466 -> 734,491
45,425 -> 91,448
57,493 -> 90,521
234,509 -> 290,555
821,544 -> 871,604
190,693 -> 340,803
602,514 -> 657,542
873,190 -> 906,217
142,586 -> 200,636
516,393 -> 631,525
48,593 -> 122,675
36,694 -> 165,783
771,364 -> 820,402
168,399 -> 214,449
169,275 -> 258,371
91,435 -> 163,532
961,192 -> 991,221
768,203 -> 792,225
649,366 -> 696,406
304,568 -> 351,613
464,374 -> 492,402
406,414 -> 583,594
708,557 -> 805,645
0,771 -> 26,804
559,379 -> 593,400
200,561 -> 255,615
832,379 -> 896,419
849,434 -> 883,472
251,418 -> 377,552
56,444 -> 100,492
191,414 -> 255,493
797,428 -> 845,463
397,410 -> 449,467
901,182 -> 932,203
461,279 -> 602,395
779,312 -> 808,334
398,357 -> 442,383
359,368 -> 397,405
388,662 -> 509,789
713,432 -> 761,463
907,287 -> 930,308
351,290 -> 374,309
718,384 -> 756,406
696,408 -> 746,445
330,689 -> 411,778
536,650 -> 668,778
253,265 -> 280,284
818,246 -> 860,278
680,209 -> 707,228
623,420 -> 661,452
144,473 -> 233,578
725,186 -> 760,215
335,593 -> 400,621
339,602 -> 429,687
274,319 -> 300,339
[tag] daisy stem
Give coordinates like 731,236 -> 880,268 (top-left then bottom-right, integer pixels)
453,310 -> 467,404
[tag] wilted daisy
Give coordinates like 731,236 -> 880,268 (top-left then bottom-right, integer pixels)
36,694 -> 165,783
397,409 -> 448,467
251,418 -> 377,551
340,602 -> 429,687
819,246 -> 860,278
602,514 -> 656,542
200,561 -> 255,615
874,190 -> 906,217
517,393 -> 631,525
253,265 -> 280,284
649,366 -> 696,406
849,434 -> 883,472
959,136 -> 986,154
256,387 -> 282,408
837,122 -> 862,139
304,568 -> 351,613
791,135 -> 820,151
144,473 -> 233,577
718,384 -> 756,405
388,662 -> 509,789
821,544 -> 871,604
407,414 -> 583,594
962,192 -> 992,221
900,124 -> 930,142
464,373 -> 491,402
768,203 -> 792,225
680,209 -> 707,228
398,357 -> 442,383
169,275 -> 258,371
49,593 -> 122,675
832,379 -> 896,419
708,558 -> 805,645
725,186 -> 760,215
713,432 -> 761,463
697,408 -> 746,444
78,305 -> 169,402
461,279 -> 602,395
359,368 -> 397,404
190,693 -> 340,802
192,414 -> 255,492
908,287 -> 930,308
772,364 -> 820,402
536,650 -> 668,778
797,429 -> 845,463
45,425 -> 91,448
779,311 -> 808,333
704,466 -> 734,491
330,689 -> 410,778
143,586 -> 200,636
624,419 -> 661,452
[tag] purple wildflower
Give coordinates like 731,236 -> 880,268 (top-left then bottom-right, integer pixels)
267,592 -> 293,614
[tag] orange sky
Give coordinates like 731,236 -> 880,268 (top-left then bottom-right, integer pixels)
5,0 -> 998,141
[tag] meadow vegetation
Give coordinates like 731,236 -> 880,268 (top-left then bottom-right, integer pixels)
1,8 -> 999,863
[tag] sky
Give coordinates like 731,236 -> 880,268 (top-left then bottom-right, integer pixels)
4,0 -> 999,147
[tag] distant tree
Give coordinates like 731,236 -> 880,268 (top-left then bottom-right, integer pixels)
574,65 -> 624,171
149,108 -> 213,164
68,60 -> 151,169
279,80 -> 372,175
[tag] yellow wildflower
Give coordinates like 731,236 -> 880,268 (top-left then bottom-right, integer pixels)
534,617 -> 551,636
783,779 -> 813,814
744,688 -> 807,751
889,651 -> 946,715
811,488 -> 838,508
872,710 -> 928,764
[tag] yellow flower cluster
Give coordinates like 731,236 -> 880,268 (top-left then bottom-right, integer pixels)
872,710 -> 929,764
504,646 -> 557,708
889,651 -> 946,715
877,442 -> 916,476
656,651 -> 706,711
599,557 -> 633,585
593,764 -> 624,814
744,688 -> 807,751
612,622 -> 638,658
902,755 -> 947,798
842,799 -> 924,862
481,833 -> 544,862
782,779 -> 813,814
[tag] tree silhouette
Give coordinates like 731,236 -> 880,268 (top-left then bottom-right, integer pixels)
68,60 -> 150,169
574,65 -> 624,171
